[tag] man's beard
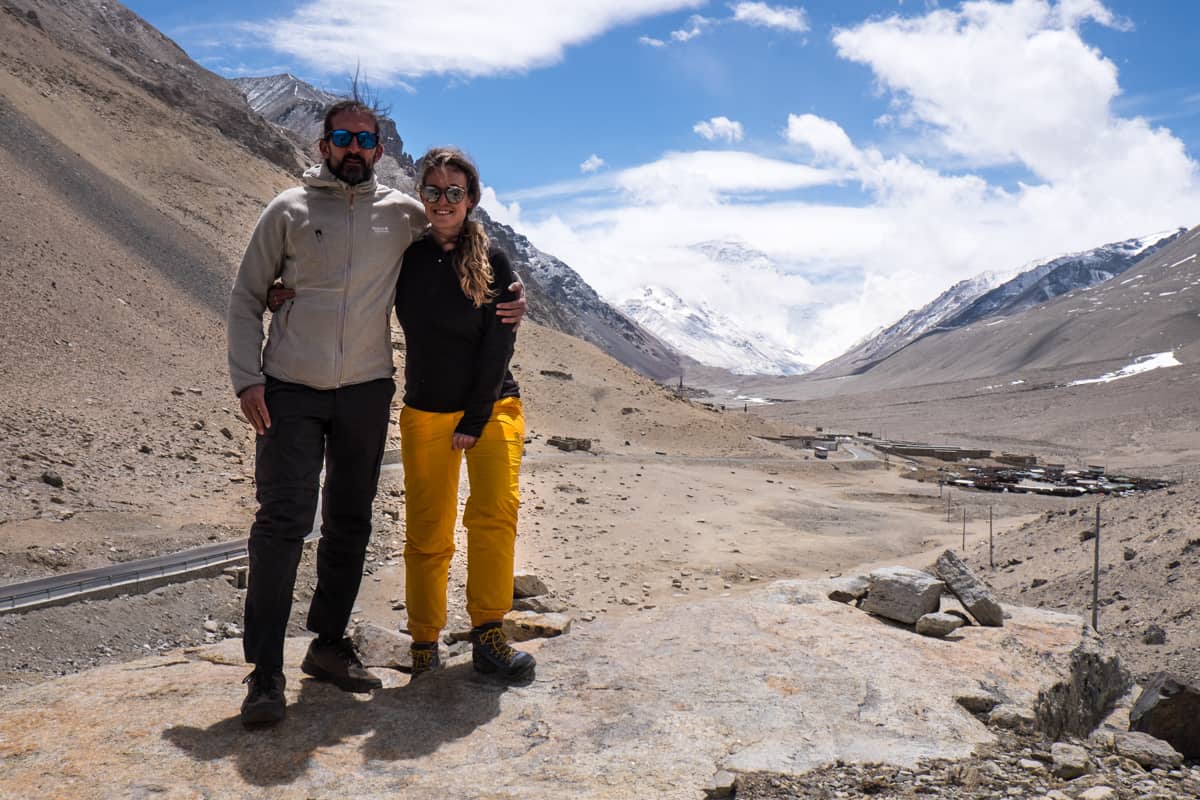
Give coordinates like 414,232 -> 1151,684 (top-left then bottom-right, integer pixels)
329,154 -> 373,185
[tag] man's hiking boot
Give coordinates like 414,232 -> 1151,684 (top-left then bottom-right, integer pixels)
409,642 -> 441,678
470,622 -> 535,679
241,667 -> 286,726
300,636 -> 382,692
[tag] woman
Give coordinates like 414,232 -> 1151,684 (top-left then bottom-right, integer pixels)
396,147 -> 532,680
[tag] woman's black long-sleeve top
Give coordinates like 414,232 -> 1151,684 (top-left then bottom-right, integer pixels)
394,235 -> 520,438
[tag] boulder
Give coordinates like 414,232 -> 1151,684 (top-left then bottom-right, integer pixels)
916,612 -> 965,638
1112,730 -> 1183,770
1129,672 -> 1200,759
935,550 -> 1004,627
861,567 -> 943,625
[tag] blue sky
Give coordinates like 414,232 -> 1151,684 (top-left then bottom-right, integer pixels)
125,0 -> 1200,367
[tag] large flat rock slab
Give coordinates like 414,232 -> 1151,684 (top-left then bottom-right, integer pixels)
0,580 -> 1110,799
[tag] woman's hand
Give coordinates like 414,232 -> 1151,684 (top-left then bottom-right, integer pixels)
266,284 -> 295,312
496,280 -> 526,326
451,432 -> 478,450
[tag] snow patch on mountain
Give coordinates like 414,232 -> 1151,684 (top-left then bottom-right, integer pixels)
620,285 -> 809,376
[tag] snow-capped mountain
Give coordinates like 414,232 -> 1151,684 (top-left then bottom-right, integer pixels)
813,229 -> 1186,377
232,73 -> 681,380
620,285 -> 809,376
938,229 -> 1185,330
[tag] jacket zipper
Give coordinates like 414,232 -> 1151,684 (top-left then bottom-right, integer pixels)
335,191 -> 355,386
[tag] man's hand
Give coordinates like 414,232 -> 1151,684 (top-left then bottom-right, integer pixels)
451,432 -> 478,450
239,385 -> 271,435
496,281 -> 526,326
266,284 -> 295,313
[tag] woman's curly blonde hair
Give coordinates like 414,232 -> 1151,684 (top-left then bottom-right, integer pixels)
417,147 -> 495,309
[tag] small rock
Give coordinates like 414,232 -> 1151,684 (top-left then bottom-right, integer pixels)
826,575 -> 870,604
546,436 -> 591,452
350,622 -> 413,669
1077,787 -> 1116,800
41,470 -> 64,488
511,595 -> 568,614
956,691 -> 1000,714
1142,624 -> 1167,645
512,572 -> 550,598
1050,741 -> 1091,779
1123,546 -> 1137,561
989,704 -> 1036,733
502,611 -> 572,642
220,427 -> 234,440
703,770 -> 737,798
916,612 -> 965,638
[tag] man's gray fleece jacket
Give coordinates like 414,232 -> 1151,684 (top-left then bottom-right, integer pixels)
227,163 -> 427,396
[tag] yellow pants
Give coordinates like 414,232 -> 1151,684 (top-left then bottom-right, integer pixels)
400,397 -> 524,643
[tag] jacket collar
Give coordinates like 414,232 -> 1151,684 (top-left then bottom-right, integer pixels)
302,162 -> 378,195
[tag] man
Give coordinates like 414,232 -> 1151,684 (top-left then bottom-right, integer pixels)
227,99 -> 525,726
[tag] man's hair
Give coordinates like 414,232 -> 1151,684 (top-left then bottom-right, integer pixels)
321,68 -> 388,139
321,100 -> 381,138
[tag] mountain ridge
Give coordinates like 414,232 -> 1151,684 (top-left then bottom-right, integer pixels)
814,229 -> 1187,378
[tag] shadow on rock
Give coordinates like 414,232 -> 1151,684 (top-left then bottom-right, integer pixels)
362,663 -> 533,761
162,663 -> 511,787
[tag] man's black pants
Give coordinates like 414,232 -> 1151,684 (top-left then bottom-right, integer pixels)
243,376 -> 394,668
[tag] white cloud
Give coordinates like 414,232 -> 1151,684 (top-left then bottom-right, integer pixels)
580,154 -> 606,173
639,35 -> 667,47
785,114 -> 859,165
730,2 -> 810,33
261,0 -> 705,82
505,0 -> 1200,366
671,15 -> 713,41
693,116 -> 745,143
479,185 -> 523,229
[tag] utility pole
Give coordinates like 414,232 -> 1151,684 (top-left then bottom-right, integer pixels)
1091,504 -> 1101,631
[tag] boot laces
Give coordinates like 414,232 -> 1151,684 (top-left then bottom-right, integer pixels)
479,627 -> 516,662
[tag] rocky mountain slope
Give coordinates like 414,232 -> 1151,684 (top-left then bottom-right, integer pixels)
234,72 -> 682,381
0,0 -> 301,173
815,230 -> 1185,378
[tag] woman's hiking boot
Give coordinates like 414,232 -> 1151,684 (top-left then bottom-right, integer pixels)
470,622 -> 535,680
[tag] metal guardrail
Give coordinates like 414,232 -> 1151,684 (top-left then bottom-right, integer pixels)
0,453 -> 404,614
0,539 -> 252,613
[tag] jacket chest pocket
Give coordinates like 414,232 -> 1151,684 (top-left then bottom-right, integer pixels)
287,222 -> 344,290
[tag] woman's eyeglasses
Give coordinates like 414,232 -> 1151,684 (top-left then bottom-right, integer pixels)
326,129 -> 379,149
420,184 -> 468,204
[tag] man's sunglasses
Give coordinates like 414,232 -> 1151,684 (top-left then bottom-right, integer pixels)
420,184 -> 468,204
326,129 -> 379,149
